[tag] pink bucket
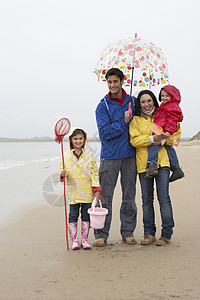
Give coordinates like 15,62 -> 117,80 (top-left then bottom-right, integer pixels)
88,198 -> 108,229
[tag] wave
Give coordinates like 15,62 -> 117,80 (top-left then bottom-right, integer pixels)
0,156 -> 59,170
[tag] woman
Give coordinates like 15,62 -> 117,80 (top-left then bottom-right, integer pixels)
129,90 -> 181,246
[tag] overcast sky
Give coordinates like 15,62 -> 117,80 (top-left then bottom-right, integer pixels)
0,0 -> 199,139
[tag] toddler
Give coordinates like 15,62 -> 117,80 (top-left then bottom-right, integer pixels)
145,85 -> 185,182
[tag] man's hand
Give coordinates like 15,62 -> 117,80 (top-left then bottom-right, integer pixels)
124,110 -> 131,123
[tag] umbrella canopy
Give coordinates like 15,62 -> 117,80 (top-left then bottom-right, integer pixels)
94,35 -> 169,88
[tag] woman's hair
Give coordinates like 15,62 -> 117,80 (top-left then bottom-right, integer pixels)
69,129 -> 86,149
134,90 -> 159,116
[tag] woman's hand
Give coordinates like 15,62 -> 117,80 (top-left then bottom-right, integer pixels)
152,134 -> 167,145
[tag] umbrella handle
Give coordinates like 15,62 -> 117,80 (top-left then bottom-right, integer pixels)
128,102 -> 132,119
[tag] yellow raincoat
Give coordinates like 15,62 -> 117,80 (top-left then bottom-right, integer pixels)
59,128 -> 100,204
129,115 -> 181,174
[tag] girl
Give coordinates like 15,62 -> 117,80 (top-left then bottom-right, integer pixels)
59,128 -> 101,250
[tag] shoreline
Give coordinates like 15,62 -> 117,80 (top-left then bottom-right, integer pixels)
0,138 -> 100,143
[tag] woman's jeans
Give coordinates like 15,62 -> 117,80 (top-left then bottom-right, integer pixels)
94,156 -> 137,240
69,203 -> 91,223
139,167 -> 174,240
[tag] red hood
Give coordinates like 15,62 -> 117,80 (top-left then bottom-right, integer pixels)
162,85 -> 181,104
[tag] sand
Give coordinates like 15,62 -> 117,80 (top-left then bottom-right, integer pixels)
0,141 -> 200,300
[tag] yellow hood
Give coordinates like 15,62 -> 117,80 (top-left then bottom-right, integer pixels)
68,127 -> 87,150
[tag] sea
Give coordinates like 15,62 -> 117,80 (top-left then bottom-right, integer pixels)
0,141 -> 101,224
0,141 -> 101,170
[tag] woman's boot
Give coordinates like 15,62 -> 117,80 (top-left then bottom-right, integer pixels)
68,222 -> 80,250
81,221 -> 91,250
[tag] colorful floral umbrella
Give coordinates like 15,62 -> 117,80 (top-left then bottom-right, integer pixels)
94,35 -> 169,88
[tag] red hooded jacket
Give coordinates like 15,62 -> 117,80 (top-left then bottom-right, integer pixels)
154,85 -> 183,135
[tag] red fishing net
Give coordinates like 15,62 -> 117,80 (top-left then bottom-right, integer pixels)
54,118 -> 71,143
54,117 -> 71,250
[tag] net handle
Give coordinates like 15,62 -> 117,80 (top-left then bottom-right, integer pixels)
54,117 -> 71,250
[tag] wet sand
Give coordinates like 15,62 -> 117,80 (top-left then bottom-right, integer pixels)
0,141 -> 200,299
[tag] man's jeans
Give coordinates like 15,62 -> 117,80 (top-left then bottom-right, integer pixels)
94,156 -> 137,240
147,144 -> 180,170
139,167 -> 174,240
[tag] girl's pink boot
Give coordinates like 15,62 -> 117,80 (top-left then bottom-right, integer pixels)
68,222 -> 80,250
81,221 -> 91,250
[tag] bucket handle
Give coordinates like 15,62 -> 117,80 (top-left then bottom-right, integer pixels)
92,197 -> 102,212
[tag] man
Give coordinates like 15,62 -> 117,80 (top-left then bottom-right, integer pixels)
94,68 -> 137,247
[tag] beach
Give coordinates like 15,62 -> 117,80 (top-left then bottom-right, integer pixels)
0,141 -> 200,300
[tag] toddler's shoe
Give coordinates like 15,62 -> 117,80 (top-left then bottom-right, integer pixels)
140,235 -> 156,245
156,236 -> 170,246
145,163 -> 158,178
169,168 -> 185,182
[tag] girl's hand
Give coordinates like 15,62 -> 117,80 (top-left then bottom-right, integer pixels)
60,170 -> 66,178
94,191 -> 101,200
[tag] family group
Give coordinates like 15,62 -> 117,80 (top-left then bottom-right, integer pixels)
59,68 -> 185,250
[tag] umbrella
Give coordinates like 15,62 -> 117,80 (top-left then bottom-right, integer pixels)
94,34 -> 169,90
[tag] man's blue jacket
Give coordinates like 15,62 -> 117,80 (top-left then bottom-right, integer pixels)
96,92 -> 136,160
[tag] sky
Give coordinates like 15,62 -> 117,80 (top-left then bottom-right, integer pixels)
0,0 -> 199,139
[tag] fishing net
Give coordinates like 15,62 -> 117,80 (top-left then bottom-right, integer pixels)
54,118 -> 71,144
54,117 -> 71,250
